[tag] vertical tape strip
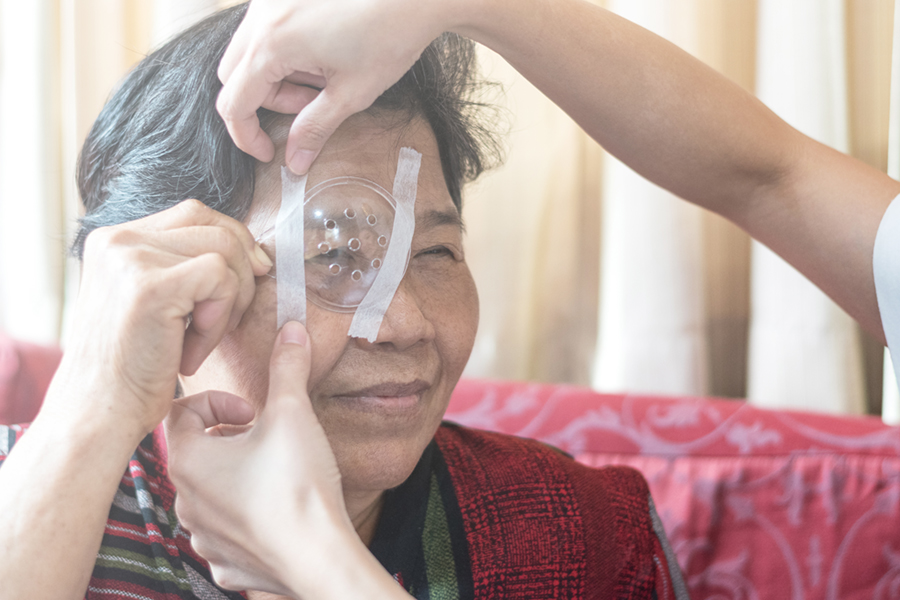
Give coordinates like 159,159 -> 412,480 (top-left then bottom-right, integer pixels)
347,147 -> 422,342
276,168 -> 308,328
873,193 -> 900,390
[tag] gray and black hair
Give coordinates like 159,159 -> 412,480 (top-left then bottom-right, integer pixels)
73,2 -> 501,258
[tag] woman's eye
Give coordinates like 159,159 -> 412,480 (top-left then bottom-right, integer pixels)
417,246 -> 456,259
308,247 -> 352,264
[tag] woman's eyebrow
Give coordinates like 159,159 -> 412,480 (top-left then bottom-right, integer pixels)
417,208 -> 465,233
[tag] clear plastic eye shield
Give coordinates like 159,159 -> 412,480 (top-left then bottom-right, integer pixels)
257,147 -> 422,342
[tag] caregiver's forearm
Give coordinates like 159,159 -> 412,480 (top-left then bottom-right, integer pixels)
453,0 -> 792,210
0,394 -> 145,600
452,0 -> 900,342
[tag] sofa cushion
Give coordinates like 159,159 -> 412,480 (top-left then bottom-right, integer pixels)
0,333 -> 61,425
446,378 -> 900,600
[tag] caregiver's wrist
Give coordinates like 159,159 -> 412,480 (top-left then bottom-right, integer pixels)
441,0 -> 493,40
445,0 -> 540,48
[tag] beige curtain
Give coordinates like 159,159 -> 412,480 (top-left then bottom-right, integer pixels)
0,0 -> 63,344
0,1 -> 896,415
593,0 -> 712,397
462,50 -> 600,384
466,0 -> 895,415
0,0 -> 231,346
747,0 -> 866,414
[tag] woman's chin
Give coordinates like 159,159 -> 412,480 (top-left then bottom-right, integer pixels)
329,429 -> 437,493
313,388 -> 446,492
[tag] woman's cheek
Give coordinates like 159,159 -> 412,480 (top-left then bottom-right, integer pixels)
428,264 -> 480,371
305,308 -> 355,390
453,269 -> 480,360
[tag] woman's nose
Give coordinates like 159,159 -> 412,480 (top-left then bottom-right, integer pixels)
369,279 -> 435,350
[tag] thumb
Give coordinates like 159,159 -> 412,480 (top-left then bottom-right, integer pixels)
285,87 -> 372,175
165,390 -> 256,443
264,321 -> 313,414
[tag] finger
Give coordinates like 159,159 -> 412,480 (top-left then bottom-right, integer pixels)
153,225 -> 262,279
217,11 -> 253,84
166,389 -> 256,435
174,253 -> 241,375
208,565 -> 246,593
263,321 -> 312,414
173,496 -> 192,532
151,226 -> 261,317
262,81 -> 320,115
206,422 -> 254,437
217,55 -> 280,162
145,200 -> 273,276
285,87 -> 372,175
183,295 -> 236,369
283,71 -> 327,89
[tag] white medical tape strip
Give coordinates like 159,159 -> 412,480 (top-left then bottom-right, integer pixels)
873,193 -> 900,389
347,147 -> 421,342
276,168 -> 308,328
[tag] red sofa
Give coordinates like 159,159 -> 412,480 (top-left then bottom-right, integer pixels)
0,332 -> 61,425
446,379 -> 900,599
3,334 -> 900,598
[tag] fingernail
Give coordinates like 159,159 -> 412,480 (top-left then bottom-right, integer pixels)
288,149 -> 317,175
280,321 -> 308,346
254,243 -> 273,269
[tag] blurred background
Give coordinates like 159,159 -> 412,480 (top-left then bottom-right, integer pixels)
0,0 -> 898,415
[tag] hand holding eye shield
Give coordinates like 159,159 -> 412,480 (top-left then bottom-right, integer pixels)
165,322 -> 412,599
45,200 -> 272,438
0,200 -> 275,600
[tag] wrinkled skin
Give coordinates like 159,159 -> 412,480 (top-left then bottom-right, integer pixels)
171,112 -> 479,595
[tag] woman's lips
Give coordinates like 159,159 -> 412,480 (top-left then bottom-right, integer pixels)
330,380 -> 431,412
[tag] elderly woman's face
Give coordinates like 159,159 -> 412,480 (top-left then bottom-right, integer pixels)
181,113 -> 478,493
